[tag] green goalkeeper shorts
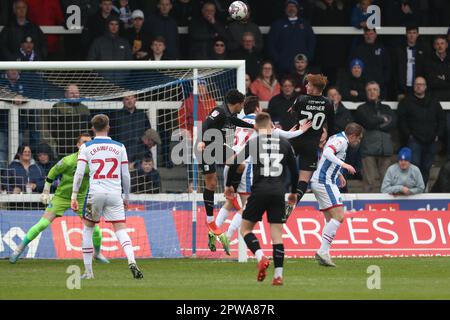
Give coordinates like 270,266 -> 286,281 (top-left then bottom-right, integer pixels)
45,196 -> 86,217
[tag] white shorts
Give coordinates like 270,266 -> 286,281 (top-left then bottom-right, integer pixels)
223,162 -> 253,194
310,182 -> 343,211
83,193 -> 125,223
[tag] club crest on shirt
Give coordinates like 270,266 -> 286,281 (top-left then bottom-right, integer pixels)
210,110 -> 219,118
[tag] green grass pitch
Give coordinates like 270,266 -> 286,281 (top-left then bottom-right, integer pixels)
1,257 -> 450,299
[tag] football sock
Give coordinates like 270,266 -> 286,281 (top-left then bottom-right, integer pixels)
82,225 -> 94,273
255,249 -> 264,262
296,181 -> 308,204
226,213 -> 242,240
319,219 -> 341,254
203,189 -> 215,218
115,229 -> 136,265
273,244 -> 284,278
93,225 -> 102,255
22,217 -> 51,247
244,233 -> 262,261
216,207 -> 230,227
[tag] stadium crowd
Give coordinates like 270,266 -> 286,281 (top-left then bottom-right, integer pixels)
1,0 -> 450,195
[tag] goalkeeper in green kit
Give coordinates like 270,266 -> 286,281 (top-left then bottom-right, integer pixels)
9,133 -> 109,264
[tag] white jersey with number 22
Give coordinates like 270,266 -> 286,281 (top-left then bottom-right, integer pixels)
77,136 -> 128,195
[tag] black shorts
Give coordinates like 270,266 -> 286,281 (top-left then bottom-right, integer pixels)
291,137 -> 319,171
200,163 -> 216,174
242,194 -> 285,224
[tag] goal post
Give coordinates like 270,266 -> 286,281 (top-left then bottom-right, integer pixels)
0,60 -> 249,261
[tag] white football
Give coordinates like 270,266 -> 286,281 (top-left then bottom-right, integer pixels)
228,1 -> 248,20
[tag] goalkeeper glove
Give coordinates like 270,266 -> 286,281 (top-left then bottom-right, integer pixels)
40,182 -> 52,205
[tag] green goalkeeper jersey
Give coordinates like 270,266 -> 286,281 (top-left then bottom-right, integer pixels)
48,152 -> 89,200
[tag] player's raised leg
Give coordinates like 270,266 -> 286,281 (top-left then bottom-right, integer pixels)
9,211 -> 55,263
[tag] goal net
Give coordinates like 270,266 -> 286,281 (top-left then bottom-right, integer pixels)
0,60 -> 246,260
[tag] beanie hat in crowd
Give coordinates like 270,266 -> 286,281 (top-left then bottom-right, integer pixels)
350,58 -> 364,71
398,147 -> 412,162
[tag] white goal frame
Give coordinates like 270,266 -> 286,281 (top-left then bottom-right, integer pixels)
0,60 -> 249,262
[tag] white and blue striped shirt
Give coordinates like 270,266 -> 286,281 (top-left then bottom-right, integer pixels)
311,132 -> 349,185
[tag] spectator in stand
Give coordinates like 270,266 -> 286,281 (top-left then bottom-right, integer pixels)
82,0 -> 118,50
49,84 -> 90,157
16,35 -> 40,61
1,70 -> 26,96
131,158 -> 161,194
87,15 -> 132,60
351,0 -> 372,29
327,86 -> 354,132
148,36 -> 172,60
337,58 -> 367,102
173,0 -> 195,26
397,76 -> 445,186
230,32 -> 262,80
245,73 -> 255,97
311,0 -> 347,85
178,81 -> 216,138
109,94 -> 151,153
34,143 -> 56,177
394,26 -> 430,100
2,144 -> 45,194
0,0 -> 47,61
384,0 -> 420,26
228,4 -> 263,53
114,0 -> 134,30
267,77 -> 298,130
425,35 -> 450,101
149,0 -> 180,58
431,159 -> 450,192
60,0 -> 102,60
381,147 -> 425,195
249,61 -> 281,102
125,10 -> 153,60
425,36 -> 450,160
268,0 -> 316,75
290,53 -> 316,95
188,1 -> 230,59
355,81 -> 396,193
128,128 -> 161,166
25,0 -> 64,59
209,35 -> 228,59
352,28 -> 391,98
0,70 -> 40,151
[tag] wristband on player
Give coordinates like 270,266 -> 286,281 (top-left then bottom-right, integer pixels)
71,192 -> 78,200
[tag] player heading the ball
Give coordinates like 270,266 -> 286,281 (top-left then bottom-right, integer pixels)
71,114 -> 143,279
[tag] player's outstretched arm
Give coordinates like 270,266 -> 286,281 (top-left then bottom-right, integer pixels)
230,116 -> 254,129
276,121 -> 312,139
41,158 -> 67,205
